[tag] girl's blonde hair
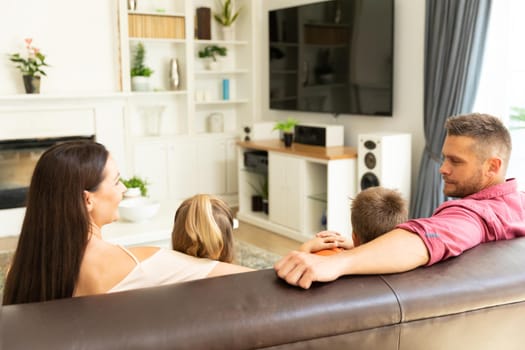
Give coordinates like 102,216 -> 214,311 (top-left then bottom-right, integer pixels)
172,194 -> 234,263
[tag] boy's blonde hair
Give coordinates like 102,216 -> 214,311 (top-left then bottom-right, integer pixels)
172,194 -> 234,263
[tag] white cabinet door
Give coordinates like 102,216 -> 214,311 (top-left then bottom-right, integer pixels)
269,152 -> 304,231
133,141 -> 170,200
225,138 -> 238,194
197,138 -> 227,194
133,137 -> 238,200
170,139 -> 199,199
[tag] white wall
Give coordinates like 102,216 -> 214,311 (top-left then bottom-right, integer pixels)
257,0 -> 426,194
0,0 -> 120,95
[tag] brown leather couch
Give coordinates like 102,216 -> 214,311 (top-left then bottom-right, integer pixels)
3,237 -> 525,349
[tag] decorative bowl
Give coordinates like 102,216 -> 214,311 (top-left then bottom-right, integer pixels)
118,197 -> 160,222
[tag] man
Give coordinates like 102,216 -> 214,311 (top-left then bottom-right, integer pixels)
274,113 -> 525,289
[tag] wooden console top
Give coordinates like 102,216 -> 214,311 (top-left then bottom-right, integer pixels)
237,139 -> 357,161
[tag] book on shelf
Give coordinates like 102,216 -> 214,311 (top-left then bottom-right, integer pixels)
128,14 -> 185,39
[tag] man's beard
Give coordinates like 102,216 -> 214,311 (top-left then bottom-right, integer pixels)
443,171 -> 484,198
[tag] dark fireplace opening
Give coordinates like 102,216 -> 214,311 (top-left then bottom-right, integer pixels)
0,135 -> 95,210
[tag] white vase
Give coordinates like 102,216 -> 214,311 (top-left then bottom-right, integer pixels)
207,113 -> 224,133
124,187 -> 141,198
169,58 -> 180,90
127,0 -> 137,11
131,76 -> 150,92
140,105 -> 166,136
222,26 -> 235,41
206,60 -> 219,70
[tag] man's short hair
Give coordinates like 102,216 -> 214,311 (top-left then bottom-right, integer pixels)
351,187 -> 408,244
445,113 -> 512,166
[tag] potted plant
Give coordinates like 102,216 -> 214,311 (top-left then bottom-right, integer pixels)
119,176 -> 160,222
510,107 -> 525,130
273,118 -> 299,147
198,45 -> 227,70
130,42 -> 154,91
8,38 -> 49,94
121,176 -> 149,198
250,174 -> 268,214
214,0 -> 242,40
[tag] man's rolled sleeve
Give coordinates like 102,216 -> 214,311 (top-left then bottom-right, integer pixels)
396,206 -> 485,265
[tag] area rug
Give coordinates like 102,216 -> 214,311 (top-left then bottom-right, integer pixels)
0,250 -> 12,296
233,239 -> 282,270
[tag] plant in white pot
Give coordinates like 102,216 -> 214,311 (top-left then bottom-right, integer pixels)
119,176 -> 160,222
214,0 -> 241,41
121,176 -> 149,198
130,42 -> 154,92
249,174 -> 269,214
198,45 -> 227,70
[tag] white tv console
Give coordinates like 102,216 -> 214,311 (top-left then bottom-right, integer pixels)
237,140 -> 357,242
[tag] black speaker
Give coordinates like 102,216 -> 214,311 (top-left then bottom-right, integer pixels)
294,125 -> 325,146
293,124 -> 343,146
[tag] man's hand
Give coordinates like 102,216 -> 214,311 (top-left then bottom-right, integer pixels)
274,229 -> 430,289
274,251 -> 344,289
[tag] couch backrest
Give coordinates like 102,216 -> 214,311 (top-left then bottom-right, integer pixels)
3,237 -> 525,350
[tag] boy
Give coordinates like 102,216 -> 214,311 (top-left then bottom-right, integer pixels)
299,186 -> 408,254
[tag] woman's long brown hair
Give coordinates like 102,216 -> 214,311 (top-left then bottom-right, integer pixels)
2,141 -> 108,305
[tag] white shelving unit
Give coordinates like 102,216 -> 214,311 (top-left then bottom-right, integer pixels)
117,0 -> 255,204
237,140 -> 357,242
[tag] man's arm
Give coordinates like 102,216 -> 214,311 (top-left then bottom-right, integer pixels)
274,229 -> 429,289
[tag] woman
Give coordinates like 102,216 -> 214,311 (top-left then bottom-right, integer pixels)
172,194 -> 235,263
2,141 -> 250,305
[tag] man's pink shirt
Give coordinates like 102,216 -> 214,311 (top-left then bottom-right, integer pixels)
397,179 -> 525,265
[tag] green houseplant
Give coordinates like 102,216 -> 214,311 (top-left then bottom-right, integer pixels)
130,42 -> 154,91
510,107 -> 525,130
9,38 -> 49,93
121,176 -> 149,197
273,118 -> 299,147
214,0 -> 241,26
213,0 -> 241,40
198,45 -> 227,70
249,174 -> 269,213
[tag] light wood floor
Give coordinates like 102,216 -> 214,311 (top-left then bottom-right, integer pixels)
234,220 -> 301,257
0,236 -> 17,252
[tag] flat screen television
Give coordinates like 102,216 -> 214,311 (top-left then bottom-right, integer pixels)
269,0 -> 394,116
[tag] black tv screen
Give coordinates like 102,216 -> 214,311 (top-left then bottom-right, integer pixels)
269,0 -> 394,116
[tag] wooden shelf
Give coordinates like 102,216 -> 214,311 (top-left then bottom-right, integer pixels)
237,139 -> 357,161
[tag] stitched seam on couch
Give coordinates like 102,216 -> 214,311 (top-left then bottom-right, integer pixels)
379,275 -> 403,350
379,275 -> 404,320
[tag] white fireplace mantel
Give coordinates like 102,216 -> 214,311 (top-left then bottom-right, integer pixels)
0,93 -> 128,166
0,93 -> 130,237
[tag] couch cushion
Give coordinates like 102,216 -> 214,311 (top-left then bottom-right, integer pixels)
382,237 -> 525,321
